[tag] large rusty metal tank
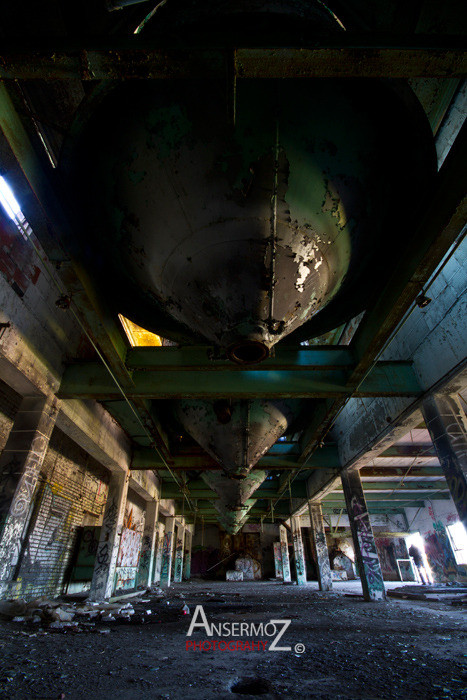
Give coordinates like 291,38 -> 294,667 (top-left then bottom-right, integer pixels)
201,471 -> 268,534
61,77 -> 436,362
173,399 -> 301,477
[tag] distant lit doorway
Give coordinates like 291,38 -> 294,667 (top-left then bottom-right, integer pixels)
406,532 -> 434,584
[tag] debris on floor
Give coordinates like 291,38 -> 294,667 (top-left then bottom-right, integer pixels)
387,585 -> 467,603
0,580 -> 465,700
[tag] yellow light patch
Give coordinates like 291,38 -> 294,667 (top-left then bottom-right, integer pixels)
118,314 -> 162,347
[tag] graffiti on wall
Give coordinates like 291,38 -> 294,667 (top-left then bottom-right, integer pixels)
114,527 -> 142,591
234,556 -> 261,580
138,533 -> 152,583
91,481 -> 125,599
173,533 -> 184,582
424,520 -> 458,582
116,528 -> 142,567
0,432 -> 51,582
375,537 -> 409,580
115,566 -> 138,591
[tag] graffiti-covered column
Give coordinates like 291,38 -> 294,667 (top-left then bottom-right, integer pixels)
422,394 -> 467,530
0,396 -> 58,595
152,522 -> 165,585
160,517 -> 175,588
273,542 -> 283,578
137,499 -> 159,588
89,470 -> 129,601
290,516 -> 307,585
173,524 -> 185,583
183,529 -> 192,580
308,502 -> 333,591
279,524 -> 291,583
341,468 -> 386,601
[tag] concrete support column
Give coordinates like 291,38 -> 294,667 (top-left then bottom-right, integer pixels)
0,396 -> 58,594
173,524 -> 185,583
89,470 -> 129,601
183,530 -> 192,580
279,524 -> 291,583
160,517 -> 175,588
422,394 -> 467,530
308,502 -> 333,591
273,542 -> 283,579
152,522 -> 165,585
341,468 -> 386,601
137,499 -> 159,588
291,516 -> 307,585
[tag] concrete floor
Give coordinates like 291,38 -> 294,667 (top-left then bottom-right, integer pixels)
0,580 -> 466,699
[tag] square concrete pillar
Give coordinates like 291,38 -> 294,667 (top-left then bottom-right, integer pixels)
422,394 -> 467,530
137,499 -> 159,588
273,541 -> 283,579
308,502 -> 333,591
341,468 -> 386,601
173,524 -> 185,583
89,470 -> 129,601
279,524 -> 291,583
152,522 -> 165,585
0,396 -> 58,594
160,517 -> 175,588
291,516 -> 307,585
183,530 -> 192,580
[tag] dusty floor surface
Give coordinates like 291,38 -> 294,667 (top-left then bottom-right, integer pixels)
0,580 -> 466,700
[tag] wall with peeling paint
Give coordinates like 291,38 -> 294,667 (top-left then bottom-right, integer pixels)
7,427 -> 110,599
114,491 -> 146,591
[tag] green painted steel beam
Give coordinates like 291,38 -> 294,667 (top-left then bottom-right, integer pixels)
131,443 -> 339,470
360,467 -> 443,477
58,361 -> 420,400
380,445 -> 437,458
337,481 -> 448,492
171,441 -> 301,457
323,493 -> 450,504
161,481 -> 308,500
321,507 -> 404,515
126,345 -> 354,371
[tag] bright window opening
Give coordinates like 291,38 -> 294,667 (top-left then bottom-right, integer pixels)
0,175 -> 29,239
446,521 -> 467,565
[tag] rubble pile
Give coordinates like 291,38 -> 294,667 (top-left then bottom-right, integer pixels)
0,585 -> 192,634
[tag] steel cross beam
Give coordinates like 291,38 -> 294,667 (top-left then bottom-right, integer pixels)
161,479 -> 447,500
58,360 -> 421,399
125,345 -> 353,371
0,35 -> 465,79
131,443 -> 339,470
